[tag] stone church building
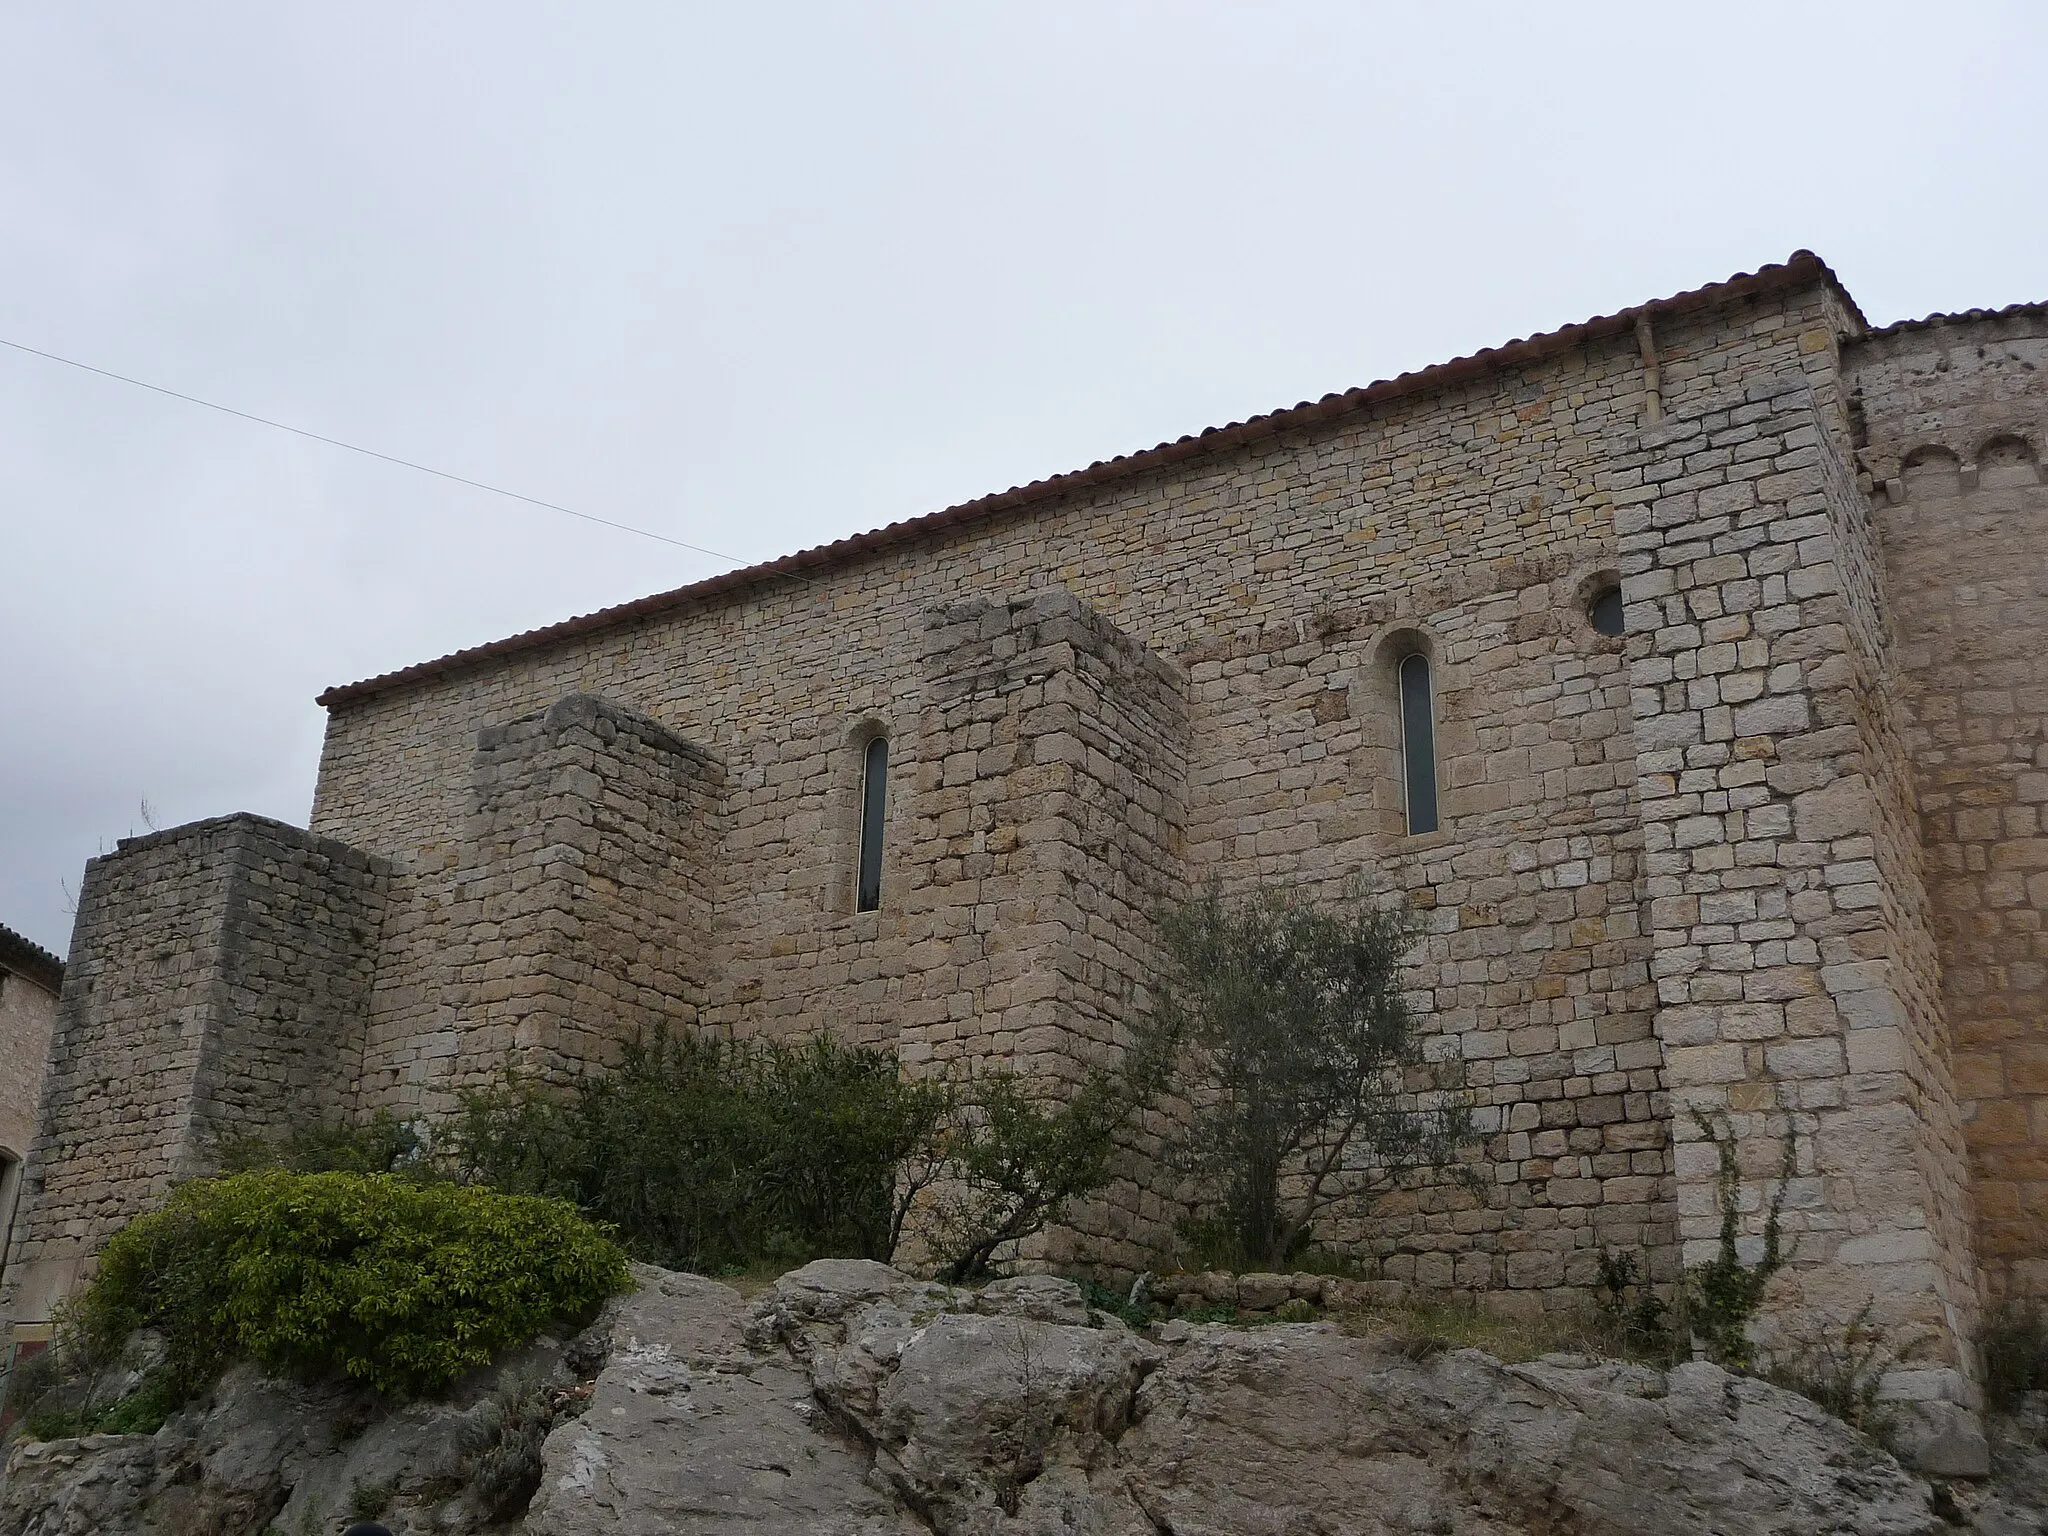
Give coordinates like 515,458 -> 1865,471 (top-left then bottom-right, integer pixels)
6,253 -> 2045,1432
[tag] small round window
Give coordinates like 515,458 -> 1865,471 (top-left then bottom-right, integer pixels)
1589,585 -> 1624,637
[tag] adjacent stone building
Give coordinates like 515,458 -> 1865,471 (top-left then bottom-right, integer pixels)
0,924 -> 62,1329
5,254 -> 2044,1445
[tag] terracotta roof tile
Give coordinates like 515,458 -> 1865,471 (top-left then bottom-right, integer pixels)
0,921 -> 64,994
319,251 -> 1848,709
1861,300 -> 2048,339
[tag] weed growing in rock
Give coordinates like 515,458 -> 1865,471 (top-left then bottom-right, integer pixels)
7,1314 -> 185,1441
1981,1301 -> 2048,1411
1766,1303 -> 1923,1441
347,1475 -> 395,1521
18,1376 -> 180,1443
462,1368 -> 565,1521
1064,1274 -> 1161,1329
1594,1250 -> 1678,1361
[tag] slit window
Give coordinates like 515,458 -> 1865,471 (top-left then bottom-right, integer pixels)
856,735 -> 889,912
1398,653 -> 1439,836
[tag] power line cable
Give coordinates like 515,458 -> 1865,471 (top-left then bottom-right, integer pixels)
0,335 -> 765,570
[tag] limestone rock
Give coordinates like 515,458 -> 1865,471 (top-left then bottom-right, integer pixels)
527,1262 -> 1966,1536
1121,1330 -> 1941,1535
524,1265 -> 919,1536
7,1263 -> 2038,1534
0,1338 -> 578,1535
971,1273 -> 1092,1327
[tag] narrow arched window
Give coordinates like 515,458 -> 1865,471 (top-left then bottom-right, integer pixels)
1398,653 -> 1439,835
856,735 -> 889,912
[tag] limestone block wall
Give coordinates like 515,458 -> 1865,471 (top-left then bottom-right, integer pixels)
0,932 -> 61,1303
1620,343 -> 1978,1403
356,694 -> 723,1112
1853,309 -> 2048,1301
1175,560 -> 1667,1304
0,815 -> 384,1330
902,591 -> 1189,1269
300,260 -> 1865,1307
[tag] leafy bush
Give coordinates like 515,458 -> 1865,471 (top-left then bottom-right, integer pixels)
221,1111 -> 428,1177
918,1066 -> 1154,1282
73,1170 -> 628,1399
1144,879 -> 1471,1270
449,1031 -> 946,1273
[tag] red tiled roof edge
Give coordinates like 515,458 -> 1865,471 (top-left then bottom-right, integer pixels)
0,921 -> 64,994
1859,300 -> 2048,339
318,250 -> 1849,709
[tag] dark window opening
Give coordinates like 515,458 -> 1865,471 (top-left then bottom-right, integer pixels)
1590,585 -> 1625,637
1398,652 -> 1439,836
856,735 -> 888,912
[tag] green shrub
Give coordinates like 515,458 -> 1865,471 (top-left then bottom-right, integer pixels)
1144,879 -> 1472,1271
74,1170 -> 628,1400
449,1031 -> 945,1274
220,1111 -> 428,1177
1980,1301 -> 2048,1410
919,1066 -> 1151,1283
448,1030 -> 1162,1283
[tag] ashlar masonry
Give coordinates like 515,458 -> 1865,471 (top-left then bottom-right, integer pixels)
8,254 -> 2046,1442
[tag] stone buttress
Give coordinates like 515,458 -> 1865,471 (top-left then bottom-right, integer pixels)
902,591 -> 1190,1271
0,815 -> 385,1332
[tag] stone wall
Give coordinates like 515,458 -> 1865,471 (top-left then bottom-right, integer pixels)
1175,563 -> 1666,1302
356,694 -> 723,1111
902,591 -> 1190,1269
36,257 -> 2035,1396
304,265 -> 1863,1304
1619,322 -> 1980,1407
0,931 -> 61,1307
0,815 -> 385,1332
1853,309 -> 2048,1303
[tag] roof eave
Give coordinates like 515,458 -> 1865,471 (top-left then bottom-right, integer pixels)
318,250 -> 1850,710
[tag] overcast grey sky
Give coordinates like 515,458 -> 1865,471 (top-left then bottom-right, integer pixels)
3,2 -> 2044,955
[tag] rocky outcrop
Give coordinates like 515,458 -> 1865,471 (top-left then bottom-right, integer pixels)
0,1334 -> 589,1535
8,1260 -> 2042,1534
530,1260 -> 1957,1535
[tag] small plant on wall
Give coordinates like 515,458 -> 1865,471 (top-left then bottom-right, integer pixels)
1684,1109 -> 1788,1373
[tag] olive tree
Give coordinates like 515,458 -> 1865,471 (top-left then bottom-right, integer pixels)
1147,879 -> 1470,1270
